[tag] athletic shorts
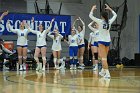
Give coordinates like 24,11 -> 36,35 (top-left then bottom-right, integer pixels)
36,45 -> 47,49
17,45 -> 28,48
78,44 -> 85,49
69,46 -> 78,56
98,41 -> 110,46
93,42 -> 98,47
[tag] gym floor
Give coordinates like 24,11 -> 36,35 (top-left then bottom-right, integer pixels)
0,68 -> 140,93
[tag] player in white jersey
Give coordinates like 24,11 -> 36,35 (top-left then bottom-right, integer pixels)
47,29 -> 63,69
27,18 -> 55,71
73,17 -> 85,69
88,21 -> 99,71
7,20 -> 31,71
64,28 -> 79,70
0,11 -> 8,22
89,4 -> 117,78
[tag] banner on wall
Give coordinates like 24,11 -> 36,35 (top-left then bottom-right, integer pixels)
0,13 -> 71,36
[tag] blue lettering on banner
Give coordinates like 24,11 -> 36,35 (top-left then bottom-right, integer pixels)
0,13 -> 71,36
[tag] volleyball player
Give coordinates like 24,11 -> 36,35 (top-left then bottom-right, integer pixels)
89,4 -> 117,78
88,21 -> 99,71
27,18 -> 54,71
73,17 -> 85,69
0,11 -> 8,21
47,28 -> 63,69
7,20 -> 31,71
64,28 -> 79,70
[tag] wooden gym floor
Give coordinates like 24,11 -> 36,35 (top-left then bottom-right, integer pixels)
0,68 -> 140,93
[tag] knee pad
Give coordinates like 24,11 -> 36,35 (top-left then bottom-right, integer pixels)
94,53 -> 98,60
53,58 -> 57,63
74,56 -> 77,59
34,57 -> 39,62
102,58 -> 107,61
42,57 -> 46,61
18,56 -> 22,59
92,56 -> 95,60
23,56 -> 27,60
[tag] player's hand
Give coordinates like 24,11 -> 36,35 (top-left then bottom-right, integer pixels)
105,4 -> 111,10
92,5 -> 97,10
2,10 -> 9,16
31,17 -> 34,22
51,18 -> 55,22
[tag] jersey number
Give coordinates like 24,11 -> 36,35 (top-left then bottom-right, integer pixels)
21,33 -> 24,36
71,40 -> 75,43
103,24 -> 108,29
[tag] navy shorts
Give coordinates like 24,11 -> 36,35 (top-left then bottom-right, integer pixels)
78,44 -> 85,49
98,41 -> 110,46
93,42 -> 98,47
36,45 -> 47,49
69,46 -> 78,56
17,45 -> 28,48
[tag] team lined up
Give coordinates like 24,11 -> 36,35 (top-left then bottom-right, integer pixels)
0,4 -> 117,78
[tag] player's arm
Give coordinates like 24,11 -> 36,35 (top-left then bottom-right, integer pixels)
47,31 -> 54,39
89,5 -> 101,24
0,11 -> 8,21
58,34 -> 63,39
105,4 -> 117,24
7,20 -> 18,33
88,21 -> 98,32
24,19 -> 37,34
79,17 -> 85,34
45,18 -> 55,34
64,35 -> 70,45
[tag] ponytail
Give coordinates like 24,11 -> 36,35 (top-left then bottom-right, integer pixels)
101,11 -> 109,30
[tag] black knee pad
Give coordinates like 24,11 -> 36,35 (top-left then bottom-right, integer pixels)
94,53 -> 98,60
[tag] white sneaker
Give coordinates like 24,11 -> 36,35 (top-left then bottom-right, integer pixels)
99,71 -> 105,77
93,64 -> 98,71
23,63 -> 26,70
19,65 -> 23,71
17,63 -> 19,71
3,65 -> 9,70
73,65 -> 77,70
104,73 -> 111,78
56,65 -> 60,70
77,65 -> 84,69
36,63 -> 40,71
59,61 -> 65,69
104,70 -> 111,78
42,65 -> 45,71
70,65 -> 73,70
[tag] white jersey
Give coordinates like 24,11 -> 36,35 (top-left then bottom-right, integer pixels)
68,34 -> 79,46
76,26 -> 85,45
29,29 -> 48,46
48,32 -> 63,51
88,32 -> 95,44
89,10 -> 117,42
9,25 -> 29,46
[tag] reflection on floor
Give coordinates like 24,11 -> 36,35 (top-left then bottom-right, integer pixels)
0,68 -> 140,93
